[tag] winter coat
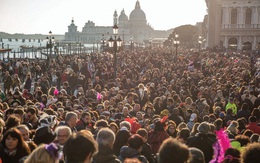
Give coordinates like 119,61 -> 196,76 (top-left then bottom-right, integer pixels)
118,146 -> 148,163
141,142 -> 154,163
147,130 -> 169,154
93,145 -> 121,163
187,133 -> 216,163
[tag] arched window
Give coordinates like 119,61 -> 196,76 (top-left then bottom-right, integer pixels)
228,37 -> 237,49
242,42 -> 252,50
245,8 -> 252,24
231,8 -> 237,24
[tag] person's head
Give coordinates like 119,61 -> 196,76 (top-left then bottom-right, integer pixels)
227,121 -> 239,135
226,108 -> 233,115
235,135 -> 251,147
250,134 -> 259,143
119,120 -> 131,131
55,126 -> 72,145
191,123 -> 200,134
177,122 -> 188,132
2,127 -> 30,154
109,122 -> 119,134
95,119 -> 110,130
34,126 -> 56,145
136,111 -> 143,120
127,134 -> 144,152
96,128 -> 115,149
248,116 -> 257,123
243,129 -> 254,138
215,118 -> 223,130
63,130 -> 98,163
0,118 -> 4,142
5,114 -> 21,131
24,143 -> 59,163
158,138 -> 190,163
241,143 -> 260,163
113,129 -> 131,151
197,122 -> 210,134
241,103 -> 249,111
65,111 -> 78,128
26,107 -> 37,121
222,148 -> 240,163
153,119 -> 166,132
17,124 -> 30,141
189,147 -> 205,163
189,113 -> 197,122
167,121 -> 177,135
81,111 -> 92,124
13,108 -> 25,122
177,128 -> 190,144
136,128 -> 148,141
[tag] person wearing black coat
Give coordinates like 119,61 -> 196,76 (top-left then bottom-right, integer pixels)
187,122 -> 216,163
93,128 -> 121,163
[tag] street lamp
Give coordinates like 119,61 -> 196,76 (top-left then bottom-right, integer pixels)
198,35 -> 202,53
149,38 -> 152,49
173,33 -> 180,57
101,34 -> 106,52
46,31 -> 55,58
130,38 -> 134,51
108,24 -> 122,79
170,38 -> 174,55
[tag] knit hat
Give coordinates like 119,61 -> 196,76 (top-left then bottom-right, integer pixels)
197,122 -> 210,134
34,126 -> 56,145
39,115 -> 57,129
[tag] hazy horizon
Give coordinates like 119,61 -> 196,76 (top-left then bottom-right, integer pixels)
0,0 -> 207,35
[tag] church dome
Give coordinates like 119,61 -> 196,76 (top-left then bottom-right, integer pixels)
129,0 -> 146,21
119,9 -> 128,21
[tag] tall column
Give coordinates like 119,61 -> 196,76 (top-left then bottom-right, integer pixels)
224,36 -> 228,49
238,7 -> 243,26
253,36 -> 256,50
255,7 -> 259,25
238,36 -> 242,50
225,7 -> 229,24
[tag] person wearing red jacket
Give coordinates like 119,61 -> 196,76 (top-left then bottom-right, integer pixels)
246,116 -> 260,135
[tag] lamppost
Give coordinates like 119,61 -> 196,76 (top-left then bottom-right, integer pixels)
46,31 -> 55,58
130,38 -> 134,51
170,38 -> 174,55
198,35 -> 202,53
101,34 -> 106,52
108,24 -> 122,79
173,33 -> 180,57
149,38 -> 152,49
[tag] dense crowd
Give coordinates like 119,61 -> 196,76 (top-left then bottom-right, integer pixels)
0,46 -> 260,163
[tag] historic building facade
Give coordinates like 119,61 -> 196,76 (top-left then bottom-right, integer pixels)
65,0 -> 172,45
205,0 -> 260,50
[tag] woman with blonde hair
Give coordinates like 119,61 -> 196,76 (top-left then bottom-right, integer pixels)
24,143 -> 59,163
190,122 -> 200,136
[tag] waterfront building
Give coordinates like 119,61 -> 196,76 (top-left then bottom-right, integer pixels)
205,0 -> 260,50
65,0 -> 173,45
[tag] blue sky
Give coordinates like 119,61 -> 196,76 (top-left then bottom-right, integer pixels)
0,0 -> 207,34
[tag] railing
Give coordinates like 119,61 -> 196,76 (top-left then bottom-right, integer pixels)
221,24 -> 260,29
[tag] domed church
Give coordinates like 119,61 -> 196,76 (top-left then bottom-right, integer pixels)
65,0 -> 172,45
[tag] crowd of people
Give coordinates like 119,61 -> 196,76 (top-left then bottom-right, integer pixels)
0,46 -> 260,163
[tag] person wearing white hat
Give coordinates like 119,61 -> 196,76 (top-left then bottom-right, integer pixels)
187,113 -> 197,131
